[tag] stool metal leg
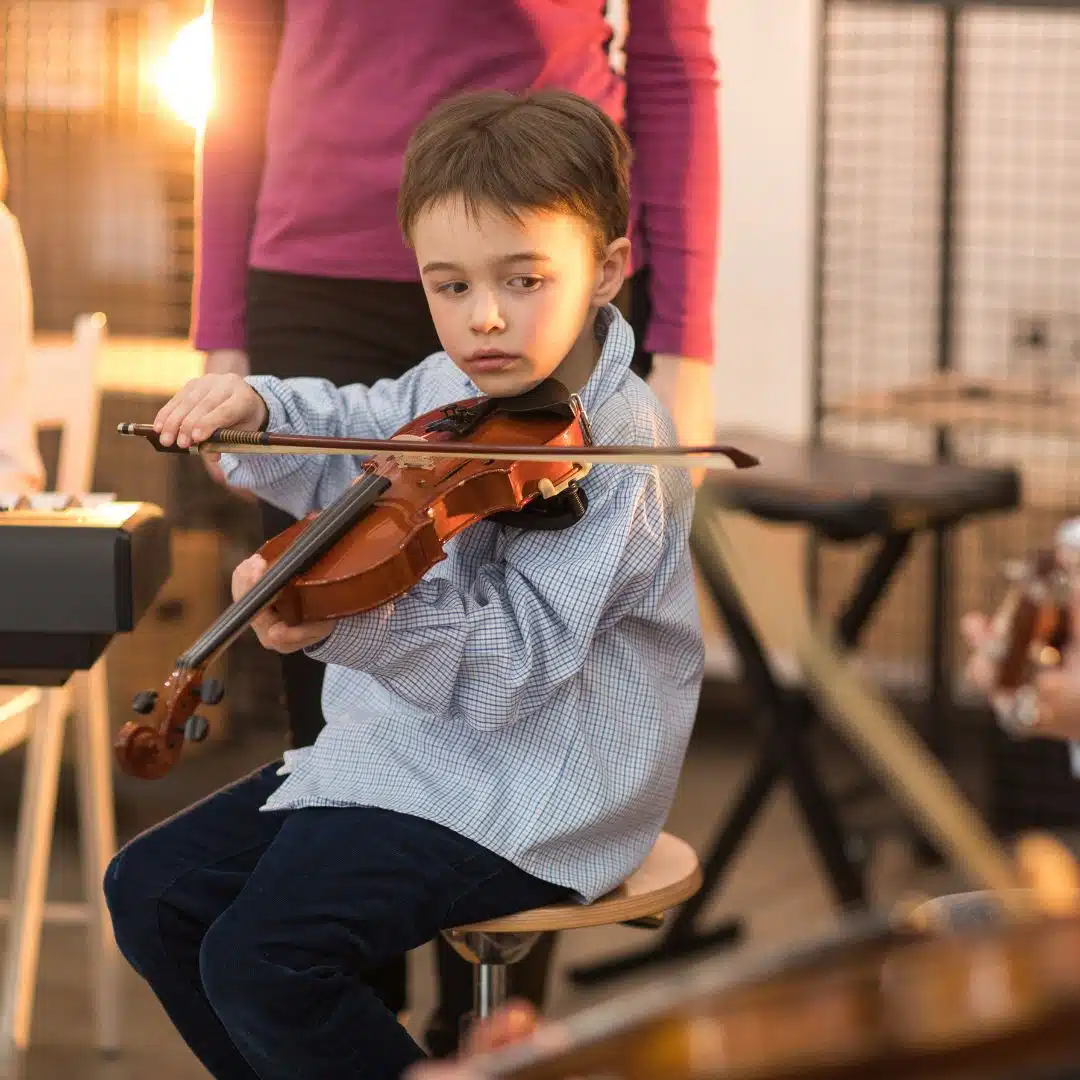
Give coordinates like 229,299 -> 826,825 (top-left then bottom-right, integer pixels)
441,928 -> 541,1024
475,964 -> 507,1019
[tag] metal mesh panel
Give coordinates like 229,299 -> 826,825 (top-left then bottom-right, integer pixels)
816,0 -> 1080,680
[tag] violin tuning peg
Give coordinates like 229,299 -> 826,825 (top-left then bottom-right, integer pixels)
131,690 -> 158,715
199,679 -> 225,706
184,715 -> 210,743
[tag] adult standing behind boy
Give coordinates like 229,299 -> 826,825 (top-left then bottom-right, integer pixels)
0,138 -> 45,494
191,0 -> 720,1045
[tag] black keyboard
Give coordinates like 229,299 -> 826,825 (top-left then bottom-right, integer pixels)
0,497 -> 171,684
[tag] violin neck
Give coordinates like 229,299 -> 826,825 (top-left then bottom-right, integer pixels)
178,473 -> 391,669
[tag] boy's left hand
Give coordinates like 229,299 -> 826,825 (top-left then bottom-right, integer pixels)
232,554 -> 336,653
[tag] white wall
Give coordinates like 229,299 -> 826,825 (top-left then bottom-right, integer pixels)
606,0 -> 820,440
711,0 -> 821,440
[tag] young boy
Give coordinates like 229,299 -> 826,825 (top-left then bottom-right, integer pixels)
104,89 -> 705,1080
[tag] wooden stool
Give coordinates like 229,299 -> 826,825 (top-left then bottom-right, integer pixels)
441,832 -> 702,1021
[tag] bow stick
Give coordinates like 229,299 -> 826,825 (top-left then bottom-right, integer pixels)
116,422 -> 760,472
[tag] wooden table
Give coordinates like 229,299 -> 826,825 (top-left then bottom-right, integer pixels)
829,371 -> 1080,436
828,372 -> 1080,510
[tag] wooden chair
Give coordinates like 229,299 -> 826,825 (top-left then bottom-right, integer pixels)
0,311 -> 118,1061
442,832 -> 702,1020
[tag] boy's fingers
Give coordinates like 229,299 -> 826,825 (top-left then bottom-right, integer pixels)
175,386 -> 236,448
190,397 -> 254,443
154,380 -> 211,444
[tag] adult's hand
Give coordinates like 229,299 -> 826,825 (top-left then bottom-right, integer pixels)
647,354 -> 714,488
404,1001 -> 551,1079
962,588 -> 1080,742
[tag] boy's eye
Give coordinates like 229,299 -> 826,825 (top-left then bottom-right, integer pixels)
436,281 -> 468,296
509,275 -> 543,290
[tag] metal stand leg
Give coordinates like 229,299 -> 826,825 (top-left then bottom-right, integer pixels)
72,660 -> 120,1054
475,964 -> 507,1020
441,929 -> 540,1032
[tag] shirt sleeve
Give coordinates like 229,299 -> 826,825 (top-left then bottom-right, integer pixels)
624,0 -> 720,361
190,0 -> 283,351
219,362 -> 430,519
305,465 -> 683,731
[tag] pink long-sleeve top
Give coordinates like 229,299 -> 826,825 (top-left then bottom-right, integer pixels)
193,1 -> 719,362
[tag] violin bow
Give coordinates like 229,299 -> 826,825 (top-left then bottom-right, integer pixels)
690,490 -> 1033,914
116,423 -> 760,472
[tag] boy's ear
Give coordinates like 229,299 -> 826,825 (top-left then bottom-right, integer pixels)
592,237 -> 631,308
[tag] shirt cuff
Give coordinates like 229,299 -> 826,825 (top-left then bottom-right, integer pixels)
191,317 -> 247,353
642,316 -> 715,363
303,603 -> 395,668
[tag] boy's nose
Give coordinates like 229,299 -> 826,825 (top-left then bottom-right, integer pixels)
469,291 -> 506,334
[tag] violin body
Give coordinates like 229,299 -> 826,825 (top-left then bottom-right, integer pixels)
478,907 -> 1080,1080
262,395 -> 589,625
113,383 -> 593,779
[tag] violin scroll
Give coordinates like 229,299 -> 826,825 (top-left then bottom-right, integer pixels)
114,669 -> 225,779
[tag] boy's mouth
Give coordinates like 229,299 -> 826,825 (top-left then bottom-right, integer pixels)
465,350 -> 518,373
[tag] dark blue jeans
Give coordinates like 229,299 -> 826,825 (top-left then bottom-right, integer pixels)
103,762 -> 570,1080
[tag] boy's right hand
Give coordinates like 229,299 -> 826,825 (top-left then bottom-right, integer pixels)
153,374 -> 269,459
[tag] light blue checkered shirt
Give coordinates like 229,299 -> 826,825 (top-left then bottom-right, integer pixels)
220,305 -> 704,902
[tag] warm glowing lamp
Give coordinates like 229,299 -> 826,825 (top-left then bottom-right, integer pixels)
156,14 -> 213,131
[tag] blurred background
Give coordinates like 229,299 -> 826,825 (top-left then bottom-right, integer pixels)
4,0 -> 1080,1075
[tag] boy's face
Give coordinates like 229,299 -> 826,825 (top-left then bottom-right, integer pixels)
413,197 -> 627,397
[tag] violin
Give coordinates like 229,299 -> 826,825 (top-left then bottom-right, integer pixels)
472,893 -> 1080,1080
113,380 -> 758,780
971,524 -> 1078,735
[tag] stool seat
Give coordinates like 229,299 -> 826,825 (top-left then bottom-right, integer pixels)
448,832 -> 702,935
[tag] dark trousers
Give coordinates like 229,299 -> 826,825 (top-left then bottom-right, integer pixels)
242,266 -> 653,1052
104,763 -> 570,1080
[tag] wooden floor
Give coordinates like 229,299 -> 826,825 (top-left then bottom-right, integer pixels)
0,716 -> 975,1079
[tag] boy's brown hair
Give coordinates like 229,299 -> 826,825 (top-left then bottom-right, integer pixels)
398,89 -> 631,256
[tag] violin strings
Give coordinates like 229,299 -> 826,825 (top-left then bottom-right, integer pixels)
179,473 -> 390,669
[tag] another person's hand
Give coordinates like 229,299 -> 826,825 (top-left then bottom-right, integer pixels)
153,373 -> 268,457
232,554 -> 335,653
205,347 -> 251,378
647,354 -> 714,488
962,589 -> 1080,742
404,1001 -> 545,1079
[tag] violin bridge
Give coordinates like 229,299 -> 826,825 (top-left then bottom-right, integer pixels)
387,435 -> 437,470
